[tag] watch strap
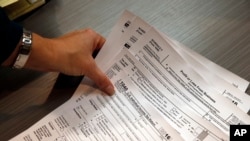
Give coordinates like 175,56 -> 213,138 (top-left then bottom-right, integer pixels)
13,29 -> 32,69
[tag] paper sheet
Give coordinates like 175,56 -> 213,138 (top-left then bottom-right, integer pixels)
11,49 -> 229,141
105,49 -> 228,140
11,10 -> 250,141
96,10 -> 250,113
96,10 -> 249,92
10,76 -> 183,141
96,10 -> 250,134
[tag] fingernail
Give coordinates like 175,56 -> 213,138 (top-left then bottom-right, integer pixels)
105,85 -> 115,96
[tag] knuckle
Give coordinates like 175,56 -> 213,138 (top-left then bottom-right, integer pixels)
84,28 -> 96,35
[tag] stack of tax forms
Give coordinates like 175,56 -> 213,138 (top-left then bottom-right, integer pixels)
11,10 -> 250,141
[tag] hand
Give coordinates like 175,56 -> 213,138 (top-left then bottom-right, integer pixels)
25,29 -> 115,95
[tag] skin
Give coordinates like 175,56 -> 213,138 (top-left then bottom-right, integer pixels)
2,28 -> 115,95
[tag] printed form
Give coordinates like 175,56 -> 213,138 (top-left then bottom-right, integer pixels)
10,50 -> 227,141
106,49 -> 228,140
11,10 -> 250,141
95,10 -> 249,93
96,10 -> 250,136
10,73 -> 183,141
96,10 -> 250,113
161,35 -> 250,112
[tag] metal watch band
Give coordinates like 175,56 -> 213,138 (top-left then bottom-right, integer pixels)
13,29 -> 32,69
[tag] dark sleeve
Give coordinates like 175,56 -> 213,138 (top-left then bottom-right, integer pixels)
0,7 -> 23,64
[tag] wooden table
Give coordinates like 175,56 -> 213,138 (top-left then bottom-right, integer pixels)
1,0 -> 249,140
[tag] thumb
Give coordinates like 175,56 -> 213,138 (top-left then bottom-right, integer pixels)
86,62 -> 115,96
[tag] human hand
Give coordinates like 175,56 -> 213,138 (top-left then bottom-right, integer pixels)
25,29 -> 115,95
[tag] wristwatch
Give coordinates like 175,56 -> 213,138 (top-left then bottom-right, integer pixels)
13,28 -> 32,69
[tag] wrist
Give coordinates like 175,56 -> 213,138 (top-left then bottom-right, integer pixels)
24,33 -> 57,72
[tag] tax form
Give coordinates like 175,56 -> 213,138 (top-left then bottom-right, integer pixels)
96,10 -> 250,113
10,75 -> 183,141
95,10 -> 250,134
106,49 -> 228,140
11,10 -> 250,141
168,38 -> 249,92
95,10 -> 249,92
160,34 -> 250,113
120,29 -> 250,133
10,50 -> 228,141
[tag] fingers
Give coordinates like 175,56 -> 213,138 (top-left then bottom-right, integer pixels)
86,61 -> 115,96
57,28 -> 113,95
95,34 -> 106,50
84,29 -> 113,95
83,28 -> 106,51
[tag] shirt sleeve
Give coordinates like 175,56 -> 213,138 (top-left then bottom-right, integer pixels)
0,7 -> 23,64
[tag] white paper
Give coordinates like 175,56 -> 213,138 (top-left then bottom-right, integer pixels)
11,48 -> 229,141
11,75 -> 183,141
96,10 -> 250,134
172,40 -> 249,92
105,49 -> 228,140
96,10 -> 249,92
11,10 -> 250,141
161,33 -> 250,113
96,10 -> 250,114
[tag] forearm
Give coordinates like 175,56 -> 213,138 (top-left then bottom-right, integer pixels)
2,33 -> 56,72
24,33 -> 57,72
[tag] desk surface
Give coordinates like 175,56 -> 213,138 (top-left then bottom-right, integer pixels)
1,0 -> 250,140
